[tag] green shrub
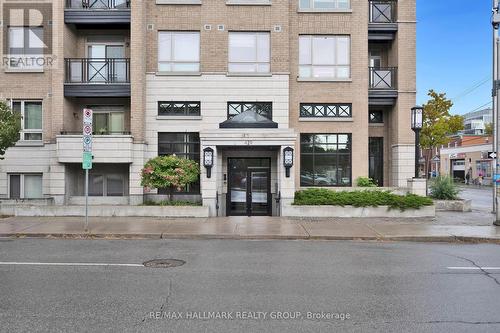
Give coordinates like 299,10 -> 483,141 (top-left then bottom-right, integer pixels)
142,200 -> 202,206
356,177 -> 378,187
429,176 -> 460,200
293,188 -> 433,211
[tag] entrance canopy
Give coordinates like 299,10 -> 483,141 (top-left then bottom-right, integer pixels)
219,110 -> 278,128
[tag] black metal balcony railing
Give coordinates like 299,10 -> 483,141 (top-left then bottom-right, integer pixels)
369,0 -> 397,23
66,0 -> 130,9
65,58 -> 130,84
369,67 -> 397,90
60,131 -> 131,135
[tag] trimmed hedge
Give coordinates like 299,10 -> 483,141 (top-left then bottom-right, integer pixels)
293,188 -> 434,211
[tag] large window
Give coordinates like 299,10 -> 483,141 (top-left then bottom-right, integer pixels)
228,102 -> 272,120
476,160 -> 492,178
158,132 -> 200,193
158,102 -> 201,116
88,174 -> 125,196
299,0 -> 350,10
9,174 -> 43,199
11,100 -> 43,141
89,105 -> 125,135
299,35 -> 350,79
158,31 -> 200,72
228,32 -> 270,73
300,103 -> 351,118
300,134 -> 352,186
8,27 -> 44,69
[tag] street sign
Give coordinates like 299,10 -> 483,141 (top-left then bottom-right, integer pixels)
489,151 -> 497,159
82,152 -> 93,170
431,156 -> 440,162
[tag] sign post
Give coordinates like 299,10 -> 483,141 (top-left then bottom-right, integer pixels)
82,108 -> 93,232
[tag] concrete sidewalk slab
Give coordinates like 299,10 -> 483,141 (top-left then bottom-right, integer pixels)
235,222 -> 308,239
0,220 -> 46,235
302,222 -> 381,240
163,222 -> 237,238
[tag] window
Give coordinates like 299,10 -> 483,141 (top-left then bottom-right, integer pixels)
476,161 -> 492,178
158,133 -> 200,193
228,102 -> 272,120
158,102 -> 201,116
89,106 -> 125,135
299,35 -> 350,79
158,32 -> 200,72
300,104 -> 351,118
8,27 -> 44,69
369,110 -> 384,123
300,134 -> 352,186
228,32 -> 270,73
11,100 -> 43,141
299,0 -> 350,10
88,174 -> 125,196
9,174 -> 43,199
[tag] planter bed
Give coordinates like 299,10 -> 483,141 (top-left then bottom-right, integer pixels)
282,205 -> 435,218
434,199 -> 472,212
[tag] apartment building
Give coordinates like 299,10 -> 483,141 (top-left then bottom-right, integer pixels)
0,0 -> 416,217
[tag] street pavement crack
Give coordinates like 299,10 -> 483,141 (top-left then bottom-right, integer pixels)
445,253 -> 500,287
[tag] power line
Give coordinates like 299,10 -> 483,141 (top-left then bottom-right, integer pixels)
451,75 -> 491,102
464,101 -> 492,115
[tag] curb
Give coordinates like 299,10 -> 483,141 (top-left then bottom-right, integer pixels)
1,233 -> 500,243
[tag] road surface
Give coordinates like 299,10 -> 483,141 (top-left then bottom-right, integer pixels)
1,239 -> 500,332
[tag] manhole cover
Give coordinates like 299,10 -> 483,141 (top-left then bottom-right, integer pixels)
143,259 -> 185,268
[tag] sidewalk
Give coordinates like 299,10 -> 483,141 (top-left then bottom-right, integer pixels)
1,216 -> 500,243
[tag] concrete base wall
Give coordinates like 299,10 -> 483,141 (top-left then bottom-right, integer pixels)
434,199 -> 472,212
282,205 -> 435,218
0,205 -> 210,217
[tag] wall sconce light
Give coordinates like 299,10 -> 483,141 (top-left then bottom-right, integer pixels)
203,147 -> 214,178
283,146 -> 294,178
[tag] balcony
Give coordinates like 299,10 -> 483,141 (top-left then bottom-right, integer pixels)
369,67 -> 398,105
64,58 -> 131,97
56,134 -> 134,163
65,0 -> 131,25
368,0 -> 397,40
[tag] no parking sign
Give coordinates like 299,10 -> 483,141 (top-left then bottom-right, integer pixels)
82,108 -> 93,168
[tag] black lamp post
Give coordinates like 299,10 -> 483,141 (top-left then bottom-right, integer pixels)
411,106 -> 424,178
203,147 -> 214,178
283,147 -> 294,178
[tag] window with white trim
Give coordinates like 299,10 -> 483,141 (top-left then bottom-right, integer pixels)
299,0 -> 350,10
9,174 -> 43,199
8,27 -> 44,70
11,100 -> 43,141
299,35 -> 350,79
228,32 -> 270,73
88,105 -> 126,135
158,31 -> 200,72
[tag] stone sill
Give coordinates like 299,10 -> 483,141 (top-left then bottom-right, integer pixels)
226,1 -> 271,5
4,68 -> 44,73
15,141 -> 44,147
156,0 -> 202,4
299,117 -> 353,122
297,8 -> 352,13
226,72 -> 272,77
156,71 -> 202,76
369,123 -> 385,127
297,78 -> 352,82
156,115 -> 203,120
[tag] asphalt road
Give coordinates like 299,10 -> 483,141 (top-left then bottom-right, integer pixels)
459,186 -> 493,212
1,239 -> 500,333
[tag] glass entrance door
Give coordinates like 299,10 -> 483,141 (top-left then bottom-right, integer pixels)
369,137 -> 384,187
228,158 -> 271,216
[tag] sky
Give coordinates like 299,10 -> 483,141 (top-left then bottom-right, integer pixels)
417,0 -> 492,115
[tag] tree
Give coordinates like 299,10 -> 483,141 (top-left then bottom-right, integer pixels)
420,90 -> 464,178
0,101 -> 21,159
141,155 -> 200,201
485,122 -> 493,136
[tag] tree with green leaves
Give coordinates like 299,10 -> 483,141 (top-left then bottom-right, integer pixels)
141,155 -> 200,202
420,90 -> 464,178
485,122 -> 493,136
0,101 -> 21,160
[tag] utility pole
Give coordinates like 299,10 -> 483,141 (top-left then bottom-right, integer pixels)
493,0 -> 500,225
